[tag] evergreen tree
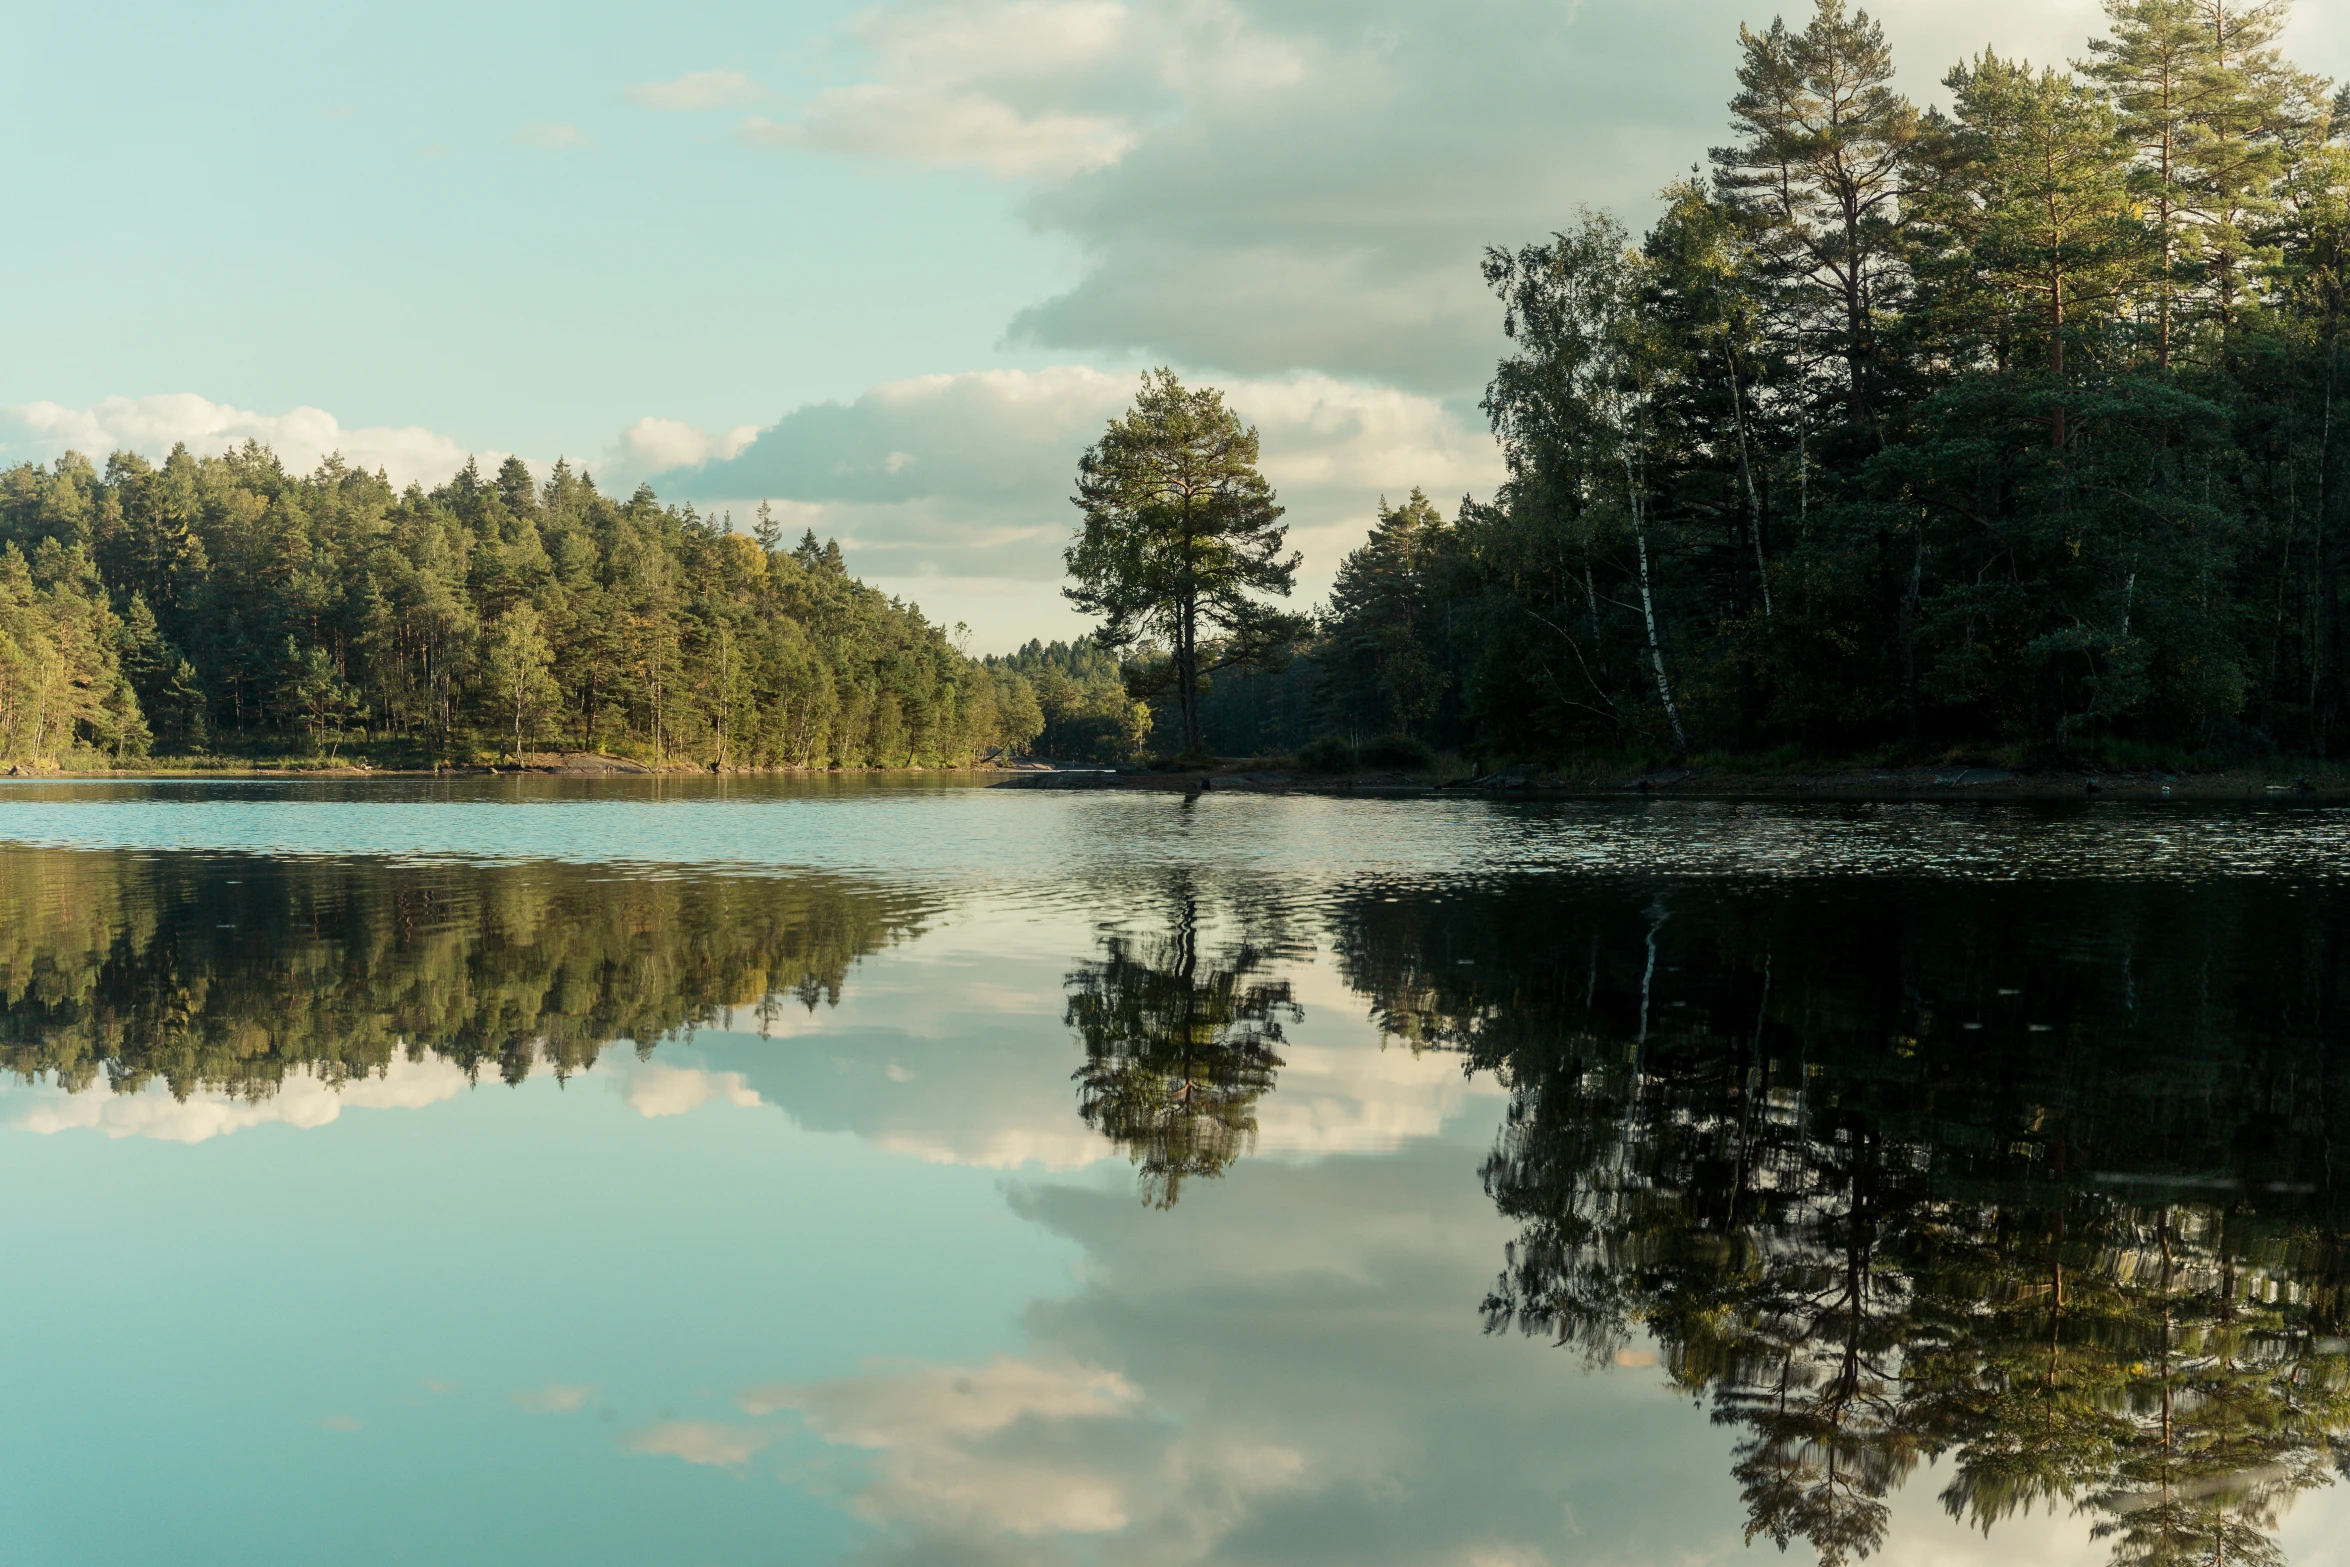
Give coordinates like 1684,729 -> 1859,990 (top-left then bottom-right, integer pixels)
1065,369 -> 1304,757
1712,0 -> 1919,430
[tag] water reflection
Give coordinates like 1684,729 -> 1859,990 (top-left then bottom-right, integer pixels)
7,825 -> 2350,1565
1065,881 -> 1301,1207
0,845 -> 931,1100
1331,879 -> 2350,1567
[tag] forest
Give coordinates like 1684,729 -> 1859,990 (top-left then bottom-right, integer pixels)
1293,0 -> 2350,766
0,446 -> 1045,768
8,0 -> 2349,771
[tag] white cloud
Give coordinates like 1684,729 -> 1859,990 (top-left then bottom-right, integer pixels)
8,1056 -> 472,1144
647,364 -> 1501,647
740,96 -> 1136,179
617,1062 -> 762,1119
739,1355 -> 1138,1433
753,0 -> 2147,392
625,1419 -> 775,1468
625,67 -> 763,111
0,394 -> 489,489
512,120 -> 589,149
738,0 -> 1161,178
740,1355 -> 1295,1537
871,1124 -> 1111,1171
620,415 -> 760,474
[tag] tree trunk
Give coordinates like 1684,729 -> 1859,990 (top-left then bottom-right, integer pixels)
1623,452 -> 1689,754
1901,526 -> 1924,742
1727,350 -> 1772,624
2316,341 -> 2338,755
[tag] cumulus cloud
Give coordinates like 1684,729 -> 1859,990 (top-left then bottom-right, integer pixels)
645,364 -> 1500,647
616,1062 -> 762,1119
620,415 -> 760,473
625,68 -> 763,111
625,1420 -> 775,1468
8,1056 -> 472,1144
738,99 -> 1134,179
741,1355 -> 1289,1537
736,0 -> 1165,177
758,0 -> 2128,392
739,1355 -> 1138,1432
728,1141 -> 1549,1563
0,394 -> 488,489
512,120 -> 590,149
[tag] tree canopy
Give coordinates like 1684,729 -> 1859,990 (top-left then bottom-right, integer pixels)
0,447 -> 1042,769
1065,370 -> 1303,757
1291,0 -> 2350,765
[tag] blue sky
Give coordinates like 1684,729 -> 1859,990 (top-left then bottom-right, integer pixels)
6,0 -> 2344,646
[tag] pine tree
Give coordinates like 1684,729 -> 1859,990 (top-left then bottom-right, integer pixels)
1065,370 -> 1303,757
1925,56 -> 2150,444
1712,0 -> 1919,429
2086,0 -> 2213,365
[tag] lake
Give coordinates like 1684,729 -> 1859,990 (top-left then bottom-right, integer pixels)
2,776 -> 2347,1567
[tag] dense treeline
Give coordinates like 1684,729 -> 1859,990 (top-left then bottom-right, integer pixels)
1306,0 -> 2350,763
0,445 -> 1043,767
985,638 -> 1145,762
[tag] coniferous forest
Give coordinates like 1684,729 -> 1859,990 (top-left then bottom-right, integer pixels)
1300,0 -> 2350,766
7,0 -> 2350,771
0,448 -> 1045,768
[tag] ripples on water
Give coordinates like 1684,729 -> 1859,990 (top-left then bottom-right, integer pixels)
2,777 -> 2346,1567
7,775 -> 2350,892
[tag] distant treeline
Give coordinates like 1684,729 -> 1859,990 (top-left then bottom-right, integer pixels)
1255,0 -> 2350,765
0,445 -> 1045,767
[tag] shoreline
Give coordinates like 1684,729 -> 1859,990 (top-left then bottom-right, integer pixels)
991,763 -> 2348,803
9,755 -> 2345,803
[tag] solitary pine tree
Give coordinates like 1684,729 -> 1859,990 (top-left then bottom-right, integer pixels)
1064,370 -> 1302,757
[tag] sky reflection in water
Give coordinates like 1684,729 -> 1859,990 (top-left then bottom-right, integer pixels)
1,780 -> 2346,1567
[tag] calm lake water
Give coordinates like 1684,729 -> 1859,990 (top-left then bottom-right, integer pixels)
3,777 -> 2348,1567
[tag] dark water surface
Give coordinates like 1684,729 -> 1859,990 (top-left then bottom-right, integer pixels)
3,777 -> 2347,1567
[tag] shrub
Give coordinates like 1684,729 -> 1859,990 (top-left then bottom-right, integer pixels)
1295,735 -> 1356,773
1357,733 -> 1434,771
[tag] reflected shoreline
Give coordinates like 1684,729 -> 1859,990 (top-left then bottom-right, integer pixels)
7,836 -> 2350,1565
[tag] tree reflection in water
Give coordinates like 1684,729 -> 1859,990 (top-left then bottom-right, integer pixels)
1330,878 -> 2350,1567
0,845 -> 931,1097
1065,880 -> 1299,1208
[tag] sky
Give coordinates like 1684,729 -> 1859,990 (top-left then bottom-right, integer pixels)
5,0 -> 2346,649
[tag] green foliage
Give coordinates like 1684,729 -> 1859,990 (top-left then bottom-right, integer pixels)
986,638 -> 1149,762
1305,0 -> 2350,762
1063,884 -> 1297,1208
0,446 -> 1030,768
0,848 -> 928,1096
1294,734 -> 1356,773
0,533 -> 145,764
1317,491 -> 1450,739
1328,875 -> 2350,1567
1065,369 -> 1306,756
